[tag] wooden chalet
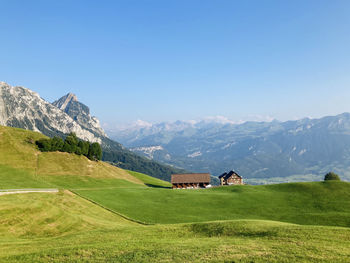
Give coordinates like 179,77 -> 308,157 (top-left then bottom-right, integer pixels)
219,171 -> 243,186
171,173 -> 210,189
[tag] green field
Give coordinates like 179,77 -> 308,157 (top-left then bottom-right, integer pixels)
75,181 -> 350,226
1,126 -> 350,262
1,192 -> 350,263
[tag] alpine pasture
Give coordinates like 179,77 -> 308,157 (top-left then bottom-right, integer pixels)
1,126 -> 350,262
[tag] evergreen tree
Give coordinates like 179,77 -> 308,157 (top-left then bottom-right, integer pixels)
63,133 -> 78,153
36,133 -> 102,162
88,142 -> 102,161
75,146 -> 82,155
78,140 -> 90,156
51,136 -> 64,151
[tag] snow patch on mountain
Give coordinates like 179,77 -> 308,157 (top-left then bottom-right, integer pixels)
131,145 -> 164,159
298,149 -> 307,156
222,141 -> 236,149
187,151 -> 202,158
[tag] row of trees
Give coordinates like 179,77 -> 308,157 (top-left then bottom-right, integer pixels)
36,133 -> 102,161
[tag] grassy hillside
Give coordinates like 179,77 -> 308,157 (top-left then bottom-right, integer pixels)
0,191 -> 133,239
0,125 -> 167,189
1,125 -> 350,262
126,170 -> 172,188
76,181 -> 350,226
0,165 -> 51,188
1,125 -> 349,227
1,192 -> 350,262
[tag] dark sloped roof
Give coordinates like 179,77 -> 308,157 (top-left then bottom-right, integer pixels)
218,172 -> 227,179
219,170 -> 241,180
171,173 -> 210,184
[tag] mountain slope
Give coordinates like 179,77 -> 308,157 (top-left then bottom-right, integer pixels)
52,93 -> 107,137
0,82 -> 99,142
110,114 -> 350,183
0,125 -> 149,189
0,82 -> 183,181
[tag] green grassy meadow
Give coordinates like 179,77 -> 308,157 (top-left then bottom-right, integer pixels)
1,125 -> 350,262
75,181 -> 350,226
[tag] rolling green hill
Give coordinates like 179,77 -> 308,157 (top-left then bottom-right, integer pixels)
75,181 -> 350,226
0,125 -> 167,189
1,125 -> 350,262
1,192 -> 350,263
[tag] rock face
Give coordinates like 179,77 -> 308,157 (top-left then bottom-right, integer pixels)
53,93 -> 107,137
0,82 -> 101,142
0,81 -> 184,182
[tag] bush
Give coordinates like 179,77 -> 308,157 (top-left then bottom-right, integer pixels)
324,172 -> 341,181
36,138 -> 52,152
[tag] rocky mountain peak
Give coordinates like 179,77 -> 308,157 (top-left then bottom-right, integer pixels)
53,92 -> 78,111
53,93 -> 107,137
0,82 -> 101,142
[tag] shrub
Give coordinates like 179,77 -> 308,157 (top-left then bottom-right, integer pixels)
324,172 -> 341,181
36,139 -> 52,152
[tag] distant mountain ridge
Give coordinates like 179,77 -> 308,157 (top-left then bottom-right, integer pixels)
110,114 -> 350,183
0,81 -> 184,181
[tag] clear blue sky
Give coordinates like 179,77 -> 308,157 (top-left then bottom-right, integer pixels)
1,0 -> 350,126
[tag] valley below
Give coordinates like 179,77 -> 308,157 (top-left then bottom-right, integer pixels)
110,114 -> 350,184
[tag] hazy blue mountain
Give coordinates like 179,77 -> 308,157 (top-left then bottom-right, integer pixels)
109,115 -> 350,183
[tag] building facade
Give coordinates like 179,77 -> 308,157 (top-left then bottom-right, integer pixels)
219,171 -> 243,186
171,173 -> 211,189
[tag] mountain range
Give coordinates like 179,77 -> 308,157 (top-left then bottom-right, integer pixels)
109,114 -> 350,184
0,81 -> 183,181
3,81 -> 350,184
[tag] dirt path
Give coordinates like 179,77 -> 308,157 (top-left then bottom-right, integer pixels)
0,189 -> 59,196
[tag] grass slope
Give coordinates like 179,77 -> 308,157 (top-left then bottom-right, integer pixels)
0,165 -> 51,189
0,125 -> 168,189
76,181 -> 350,226
1,125 -> 350,262
0,191 -> 133,239
126,170 -> 172,188
1,192 -> 350,262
